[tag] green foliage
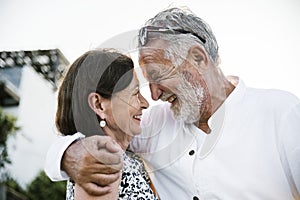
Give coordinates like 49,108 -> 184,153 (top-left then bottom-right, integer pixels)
0,107 -> 19,181
6,177 -> 27,195
26,171 -> 66,200
3,171 -> 67,200
4,177 -> 28,200
0,108 -> 66,199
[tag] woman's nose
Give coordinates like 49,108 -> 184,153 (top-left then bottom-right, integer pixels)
139,93 -> 149,109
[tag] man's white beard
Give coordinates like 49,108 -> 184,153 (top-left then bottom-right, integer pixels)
171,76 -> 204,124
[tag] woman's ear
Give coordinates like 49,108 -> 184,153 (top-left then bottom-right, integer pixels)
88,92 -> 106,119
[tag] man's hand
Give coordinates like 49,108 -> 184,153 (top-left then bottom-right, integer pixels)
61,135 -> 123,196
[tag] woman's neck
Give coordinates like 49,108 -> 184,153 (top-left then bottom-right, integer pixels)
104,129 -> 133,151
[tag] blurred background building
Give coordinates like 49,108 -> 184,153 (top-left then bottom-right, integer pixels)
0,49 -> 69,199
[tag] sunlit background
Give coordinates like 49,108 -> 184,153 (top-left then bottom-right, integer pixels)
0,0 -> 299,198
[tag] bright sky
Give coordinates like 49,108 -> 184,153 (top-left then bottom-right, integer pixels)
1,0 -> 300,98
1,0 -> 300,187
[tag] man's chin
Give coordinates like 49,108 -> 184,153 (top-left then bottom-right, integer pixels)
171,110 -> 198,124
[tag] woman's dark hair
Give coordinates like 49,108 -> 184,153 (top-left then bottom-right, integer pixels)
56,49 -> 134,136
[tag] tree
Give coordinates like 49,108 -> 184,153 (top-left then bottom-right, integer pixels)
26,171 -> 66,200
0,108 -> 67,199
0,107 -> 19,181
6,178 -> 28,200
0,107 -> 20,199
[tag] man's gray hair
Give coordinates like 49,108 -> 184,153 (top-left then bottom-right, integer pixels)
142,6 -> 220,66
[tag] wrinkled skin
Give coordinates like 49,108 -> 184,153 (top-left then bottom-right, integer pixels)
62,135 -> 123,196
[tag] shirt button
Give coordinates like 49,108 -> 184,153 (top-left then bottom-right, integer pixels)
193,196 -> 199,200
189,150 -> 195,156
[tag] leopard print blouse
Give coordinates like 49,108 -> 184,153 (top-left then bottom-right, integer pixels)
66,150 -> 159,200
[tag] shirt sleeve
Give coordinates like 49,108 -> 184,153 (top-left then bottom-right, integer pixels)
44,132 -> 85,181
278,100 -> 300,195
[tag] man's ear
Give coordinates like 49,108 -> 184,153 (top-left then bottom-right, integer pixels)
87,92 -> 106,119
186,45 -> 208,71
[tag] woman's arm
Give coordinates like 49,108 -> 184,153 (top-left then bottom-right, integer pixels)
74,176 -> 121,200
45,134 -> 123,196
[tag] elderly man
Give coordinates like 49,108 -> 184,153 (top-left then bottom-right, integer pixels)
45,7 -> 300,199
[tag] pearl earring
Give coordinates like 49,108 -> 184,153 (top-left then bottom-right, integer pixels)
99,120 -> 106,128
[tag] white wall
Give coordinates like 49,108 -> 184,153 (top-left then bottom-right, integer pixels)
6,66 -> 58,188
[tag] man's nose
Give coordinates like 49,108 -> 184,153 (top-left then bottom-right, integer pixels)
149,83 -> 162,101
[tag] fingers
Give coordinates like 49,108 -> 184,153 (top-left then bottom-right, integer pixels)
79,159 -> 122,175
93,148 -> 122,165
87,136 -> 120,153
87,162 -> 123,174
62,135 -> 124,196
88,172 -> 121,187
74,164 -> 122,186
79,182 -> 112,196
79,136 -> 123,166
105,140 -> 122,153
76,172 -> 121,196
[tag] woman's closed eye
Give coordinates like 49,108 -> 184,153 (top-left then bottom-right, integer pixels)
133,90 -> 140,96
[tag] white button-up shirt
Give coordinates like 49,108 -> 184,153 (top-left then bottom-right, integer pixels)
45,78 -> 300,199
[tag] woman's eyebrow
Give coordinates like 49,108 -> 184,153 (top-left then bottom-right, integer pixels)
126,84 -> 139,93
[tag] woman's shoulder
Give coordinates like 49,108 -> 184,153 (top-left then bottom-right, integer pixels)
119,151 -> 158,199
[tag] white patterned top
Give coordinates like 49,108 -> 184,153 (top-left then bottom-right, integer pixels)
66,150 -> 159,200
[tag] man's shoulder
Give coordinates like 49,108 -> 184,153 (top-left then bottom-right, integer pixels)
244,87 -> 300,114
246,87 -> 299,104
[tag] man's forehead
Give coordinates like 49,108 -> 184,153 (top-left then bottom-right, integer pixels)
139,38 -> 167,54
139,46 -> 164,58
141,62 -> 171,70
139,48 -> 173,67
139,59 -> 174,77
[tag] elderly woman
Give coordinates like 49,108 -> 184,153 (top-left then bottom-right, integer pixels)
54,48 -> 158,199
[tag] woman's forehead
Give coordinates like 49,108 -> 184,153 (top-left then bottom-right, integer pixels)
121,72 -> 139,92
